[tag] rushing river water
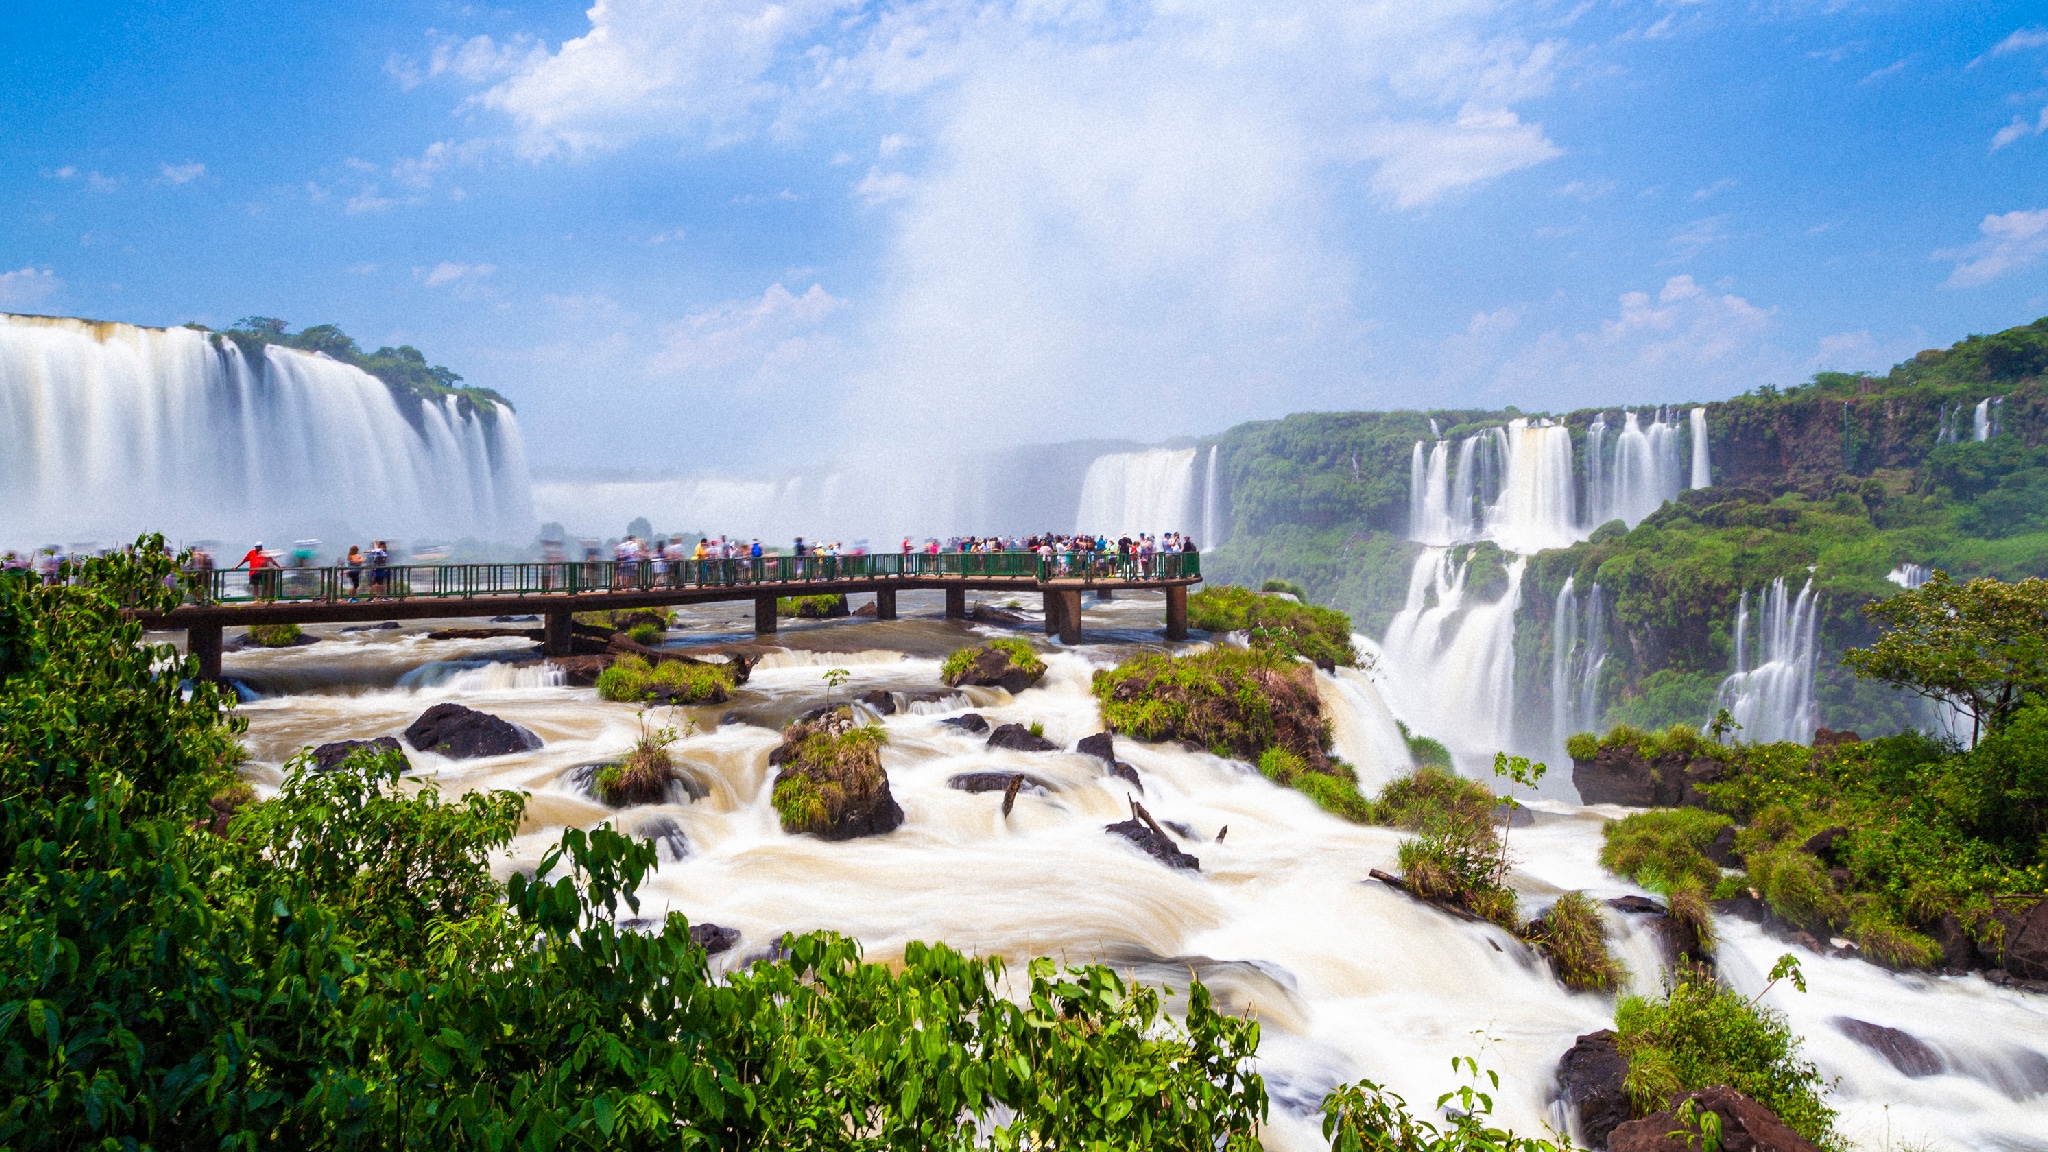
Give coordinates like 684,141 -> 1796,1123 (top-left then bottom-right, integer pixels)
204,591 -> 2048,1151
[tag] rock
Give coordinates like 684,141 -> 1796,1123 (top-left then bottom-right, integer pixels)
1076,731 -> 1116,764
690,922 -> 741,955
1813,728 -> 1862,748
1105,799 -> 1199,871
968,604 -> 1031,627
948,771 -> 1054,795
1706,823 -> 1742,868
1111,761 -> 1143,792
492,615 -> 540,622
942,713 -> 990,734
1492,802 -> 1535,827
856,689 -> 897,715
770,710 -> 904,841
1833,1017 -> 1943,1077
403,703 -> 542,759
1712,891 -> 1767,923
987,723 -> 1058,752
1789,929 -> 1825,955
1608,1086 -> 1821,1152
1572,742 -> 1723,808
340,621 -> 402,632
637,816 -> 690,862
1995,898 -> 2048,980
1608,895 -> 1666,915
1933,913 -> 1980,971
1555,1030 -> 1631,1151
542,654 -> 611,686
425,626 -> 541,640
310,735 -> 405,773
853,600 -> 878,617
945,643 -> 1045,693
1799,826 -> 1850,860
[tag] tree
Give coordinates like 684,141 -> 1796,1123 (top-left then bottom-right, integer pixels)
1844,570 -> 2048,742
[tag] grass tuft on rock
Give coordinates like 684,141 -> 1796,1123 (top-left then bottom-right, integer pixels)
1257,746 -> 1374,822
1522,892 -> 1623,991
595,655 -> 735,704
1093,646 -> 1331,769
770,708 -> 895,838
595,726 -> 680,807
1396,807 -> 1519,930
1373,766 -> 1495,830
941,638 -> 1047,689
249,622 -> 302,647
1599,808 -> 1731,894
777,593 -> 848,619
1616,975 -> 1839,1148
1184,585 -> 1361,669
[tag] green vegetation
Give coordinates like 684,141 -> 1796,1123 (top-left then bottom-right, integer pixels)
771,708 -> 891,836
1185,584 -> 1361,668
1373,765 -> 1493,830
575,607 -> 674,632
1260,577 -> 1306,598
1397,809 -> 1518,929
594,654 -> 735,703
627,620 -> 662,646
0,540 -> 1297,1149
1843,569 -> 2048,741
1523,892 -> 1623,992
1600,808 -> 1732,896
1258,746 -> 1374,822
1093,645 -> 1331,767
1323,1059 -> 1565,1152
247,621 -> 303,647
218,316 -> 511,417
594,721 -> 682,807
1615,968 -> 1838,1148
777,592 -> 849,618
941,637 -> 1047,687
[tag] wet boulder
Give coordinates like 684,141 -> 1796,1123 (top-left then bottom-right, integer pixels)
1608,1086 -> 1820,1152
1555,1030 -> 1630,1151
987,723 -> 1058,753
1608,895 -> 1666,915
403,703 -> 542,759
636,816 -> 690,862
1110,761 -> 1143,792
1833,1018 -> 1943,1077
948,771 -> 1055,795
1996,898 -> 2048,980
311,735 -> 405,773
1571,740 -> 1722,808
942,640 -> 1046,693
770,708 -> 904,841
1105,800 -> 1199,871
942,712 -> 990,734
691,922 -> 741,955
856,689 -> 897,715
1076,731 -> 1116,764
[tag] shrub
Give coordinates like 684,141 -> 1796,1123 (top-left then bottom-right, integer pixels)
627,621 -> 662,646
1374,767 -> 1493,830
1615,976 -> 1838,1148
1184,584 -> 1360,668
249,621 -> 302,647
595,725 -> 680,807
1523,892 -> 1623,992
1094,645 -> 1331,767
1258,578 -> 1306,599
1397,809 -> 1517,929
771,709 -> 892,837
1395,719 -> 1453,768
942,638 -> 1047,687
1599,808 -> 1732,894
777,593 -> 849,619
1259,747 -> 1374,821
1565,732 -> 1599,762
595,654 -> 735,704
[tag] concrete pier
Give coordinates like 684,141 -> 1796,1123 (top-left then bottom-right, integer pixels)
875,588 -> 897,620
187,622 -> 222,682
945,587 -> 967,619
755,595 -> 777,635
1165,585 -> 1189,641
544,610 -> 573,656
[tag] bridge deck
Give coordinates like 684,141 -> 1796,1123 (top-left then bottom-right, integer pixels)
141,552 -> 1202,679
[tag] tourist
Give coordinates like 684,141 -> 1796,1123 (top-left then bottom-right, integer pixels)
344,545 -> 365,598
241,541 -> 278,600
367,540 -> 389,597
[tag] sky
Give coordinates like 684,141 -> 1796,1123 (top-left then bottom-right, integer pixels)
4,0 -> 2047,471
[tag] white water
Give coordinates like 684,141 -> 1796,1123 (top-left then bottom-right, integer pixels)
1379,548 -> 1527,766
1550,577 -> 1607,754
1074,448 -> 1200,537
0,314 -> 532,549
1689,406 -> 1711,489
1718,578 -> 1819,745
221,607 -> 2048,1151
1202,444 -> 1222,548
1591,410 -> 1685,531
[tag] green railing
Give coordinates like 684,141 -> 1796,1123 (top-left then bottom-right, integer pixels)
188,549 -> 1200,606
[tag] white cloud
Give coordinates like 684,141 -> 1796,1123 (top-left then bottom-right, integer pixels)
1365,106 -> 1561,209
157,161 -> 205,185
1992,107 -> 2048,151
0,266 -> 60,309
1669,215 -> 1729,259
1859,58 -> 1906,84
653,282 -> 846,375
854,167 -> 911,205
416,262 -> 496,287
43,165 -> 78,180
347,191 -> 396,214
878,133 -> 913,158
1991,27 -> 2048,56
1554,179 -> 1614,201
86,172 -> 121,193
1937,208 -> 2048,288
1690,177 -> 1736,201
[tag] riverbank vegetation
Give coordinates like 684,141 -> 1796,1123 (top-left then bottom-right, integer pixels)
594,653 -> 735,703
942,637 -> 1046,689
777,592 -> 849,618
1094,645 -> 1333,768
212,316 -> 512,417
1186,584 -> 1362,668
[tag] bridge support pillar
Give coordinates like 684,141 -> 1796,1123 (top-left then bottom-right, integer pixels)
543,610 -> 574,657
1056,590 -> 1083,644
875,588 -> 897,620
1096,587 -> 1113,600
1042,590 -> 1061,636
187,623 -> 223,682
1164,585 -> 1189,642
755,596 -> 778,635
945,587 -> 966,620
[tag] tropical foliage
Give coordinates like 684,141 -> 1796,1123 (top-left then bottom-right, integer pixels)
217,316 -> 511,416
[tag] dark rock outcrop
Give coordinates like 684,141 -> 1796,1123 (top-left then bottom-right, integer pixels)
1608,895 -> 1666,915
1555,1030 -> 1630,1151
1076,731 -> 1116,764
1571,743 -> 1723,808
1105,800 -> 1199,871
1608,1086 -> 1820,1152
403,703 -> 542,759
948,771 -> 1055,795
1933,913 -> 1981,970
637,816 -> 690,861
1833,1018 -> 1943,1077
770,709 -> 904,841
690,922 -> 740,955
1996,898 -> 2048,980
311,735 -> 405,773
856,689 -> 897,715
987,723 -> 1058,752
942,713 -> 990,734
1110,761 -> 1143,792
945,643 -> 1045,692
340,621 -> 402,632
1706,824 -> 1742,868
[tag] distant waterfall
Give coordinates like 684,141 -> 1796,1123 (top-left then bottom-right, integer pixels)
1200,444 -> 1221,548
1717,578 -> 1819,745
0,313 -> 532,549
1408,419 -> 1576,551
1591,410 -> 1685,529
1074,448 -> 1199,537
1689,407 -> 1711,489
1974,397 -> 2004,441
1551,577 -> 1607,750
1379,548 -> 1527,763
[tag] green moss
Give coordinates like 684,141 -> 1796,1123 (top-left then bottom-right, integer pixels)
1523,892 -> 1623,992
1093,645 -> 1330,766
1184,585 -> 1360,668
776,593 -> 848,619
248,622 -> 302,648
1616,977 -> 1839,1149
1599,808 -> 1732,894
771,713 -> 891,836
595,655 -> 735,704
941,638 -> 1047,687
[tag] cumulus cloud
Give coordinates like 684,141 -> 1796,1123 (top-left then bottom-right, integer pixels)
1937,209 -> 2048,287
1992,107 -> 2048,151
654,282 -> 845,372
1364,107 -> 1561,209
0,266 -> 60,309
157,161 -> 205,185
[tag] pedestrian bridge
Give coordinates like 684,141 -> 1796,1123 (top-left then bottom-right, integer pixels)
143,550 -> 1202,680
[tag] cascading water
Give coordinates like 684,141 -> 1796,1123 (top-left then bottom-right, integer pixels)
1073,447 -> 1200,537
1973,397 -> 2004,441
1689,406 -> 1711,489
1717,577 -> 1819,745
1201,444 -> 1221,548
1593,410 -> 1685,530
1379,548 -> 1527,764
0,313 -> 532,548
1550,577 -> 1607,753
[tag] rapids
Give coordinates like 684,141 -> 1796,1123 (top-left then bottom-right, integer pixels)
211,590 -> 2048,1150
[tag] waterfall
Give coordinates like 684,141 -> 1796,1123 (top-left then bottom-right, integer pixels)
1884,563 -> 1973,744
1550,577 -> 1607,752
1379,548 -> 1527,763
1200,444 -> 1221,548
1599,410 -> 1684,529
1073,447 -> 1199,537
0,313 -> 531,549
1974,399 -> 1992,441
1717,577 -> 1818,745
1689,407 -> 1711,489
1484,419 -> 1578,553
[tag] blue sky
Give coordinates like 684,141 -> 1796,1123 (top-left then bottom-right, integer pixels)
4,1 -> 2047,468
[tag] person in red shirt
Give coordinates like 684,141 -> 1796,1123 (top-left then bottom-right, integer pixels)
241,542 -> 277,599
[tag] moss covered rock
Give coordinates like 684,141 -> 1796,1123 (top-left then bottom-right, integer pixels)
1184,585 -> 1359,670
1093,646 -> 1330,770
1572,724 -> 1726,807
770,707 -> 903,840
941,638 -> 1046,692
596,654 -> 736,704
777,593 -> 849,619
